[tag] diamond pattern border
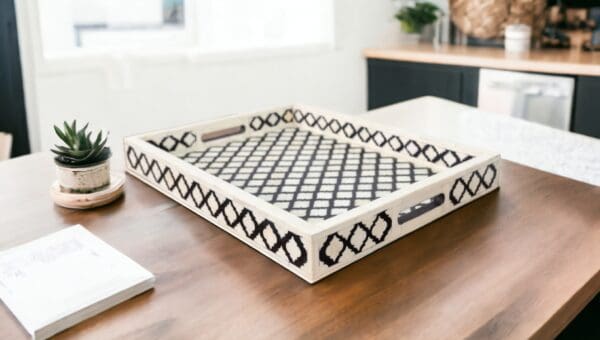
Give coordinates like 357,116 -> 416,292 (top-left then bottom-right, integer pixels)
248,109 -> 473,168
126,146 -> 308,268
449,163 -> 497,205
319,211 -> 392,267
148,131 -> 197,152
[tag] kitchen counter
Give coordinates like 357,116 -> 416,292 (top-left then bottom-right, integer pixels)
364,44 -> 600,76
364,96 -> 600,186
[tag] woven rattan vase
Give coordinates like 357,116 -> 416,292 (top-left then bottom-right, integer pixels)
450,0 -> 546,39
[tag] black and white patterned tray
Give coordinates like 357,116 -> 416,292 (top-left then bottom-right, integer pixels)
125,106 -> 500,283
180,127 -> 436,222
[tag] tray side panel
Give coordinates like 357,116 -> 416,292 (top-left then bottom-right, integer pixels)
448,161 -> 499,208
313,158 -> 500,281
247,107 -> 474,169
139,107 -> 297,156
124,138 -> 315,282
146,130 -> 199,154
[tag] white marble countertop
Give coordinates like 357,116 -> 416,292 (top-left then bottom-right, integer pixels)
363,97 -> 600,186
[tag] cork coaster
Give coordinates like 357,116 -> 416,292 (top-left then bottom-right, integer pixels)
51,173 -> 125,210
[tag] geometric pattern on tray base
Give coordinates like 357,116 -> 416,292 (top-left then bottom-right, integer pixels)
180,127 -> 435,221
249,109 -> 473,168
126,146 -> 308,268
319,210 -> 392,267
450,163 -> 497,205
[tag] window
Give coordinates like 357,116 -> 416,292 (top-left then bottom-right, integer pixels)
36,0 -> 334,58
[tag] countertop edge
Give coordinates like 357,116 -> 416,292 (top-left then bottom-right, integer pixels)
364,47 -> 600,77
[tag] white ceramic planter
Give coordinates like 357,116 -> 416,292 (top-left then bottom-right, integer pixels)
56,159 -> 111,193
400,32 -> 421,45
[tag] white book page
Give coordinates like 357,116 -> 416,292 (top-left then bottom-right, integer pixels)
0,225 -> 154,336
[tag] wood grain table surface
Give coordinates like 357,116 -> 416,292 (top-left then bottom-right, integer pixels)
1,152 -> 599,339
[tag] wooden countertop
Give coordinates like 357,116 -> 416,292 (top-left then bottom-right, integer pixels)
1,149 -> 599,338
364,44 -> 600,76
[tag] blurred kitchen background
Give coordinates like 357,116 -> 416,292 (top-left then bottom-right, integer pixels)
1,0 -> 599,160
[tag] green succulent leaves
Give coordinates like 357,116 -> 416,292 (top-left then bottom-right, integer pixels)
51,120 -> 111,166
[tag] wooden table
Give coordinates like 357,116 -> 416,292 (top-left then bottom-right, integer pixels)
1,152 -> 599,339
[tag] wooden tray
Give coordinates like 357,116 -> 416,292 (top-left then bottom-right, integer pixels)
124,106 -> 500,283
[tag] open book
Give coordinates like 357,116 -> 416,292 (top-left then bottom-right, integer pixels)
0,225 -> 155,339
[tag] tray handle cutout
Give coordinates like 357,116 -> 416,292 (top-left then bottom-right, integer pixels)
398,194 -> 445,225
201,125 -> 246,142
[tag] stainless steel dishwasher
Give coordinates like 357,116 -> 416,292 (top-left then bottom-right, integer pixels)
478,68 -> 575,130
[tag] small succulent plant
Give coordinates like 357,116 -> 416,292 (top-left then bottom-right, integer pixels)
51,120 -> 111,166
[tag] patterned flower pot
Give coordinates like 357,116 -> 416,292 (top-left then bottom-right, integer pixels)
55,158 -> 111,193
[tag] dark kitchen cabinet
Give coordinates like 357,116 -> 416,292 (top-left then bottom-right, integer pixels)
573,76 -> 600,139
367,59 -> 478,110
0,0 -> 30,157
367,58 -> 600,139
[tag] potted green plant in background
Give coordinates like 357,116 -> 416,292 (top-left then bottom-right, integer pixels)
395,1 -> 441,43
52,121 -> 111,194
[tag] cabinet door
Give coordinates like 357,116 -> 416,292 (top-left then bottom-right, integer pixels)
367,59 -> 478,110
461,67 -> 479,106
573,76 -> 600,139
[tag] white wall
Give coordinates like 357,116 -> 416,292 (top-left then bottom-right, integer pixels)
18,0 -> 405,156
